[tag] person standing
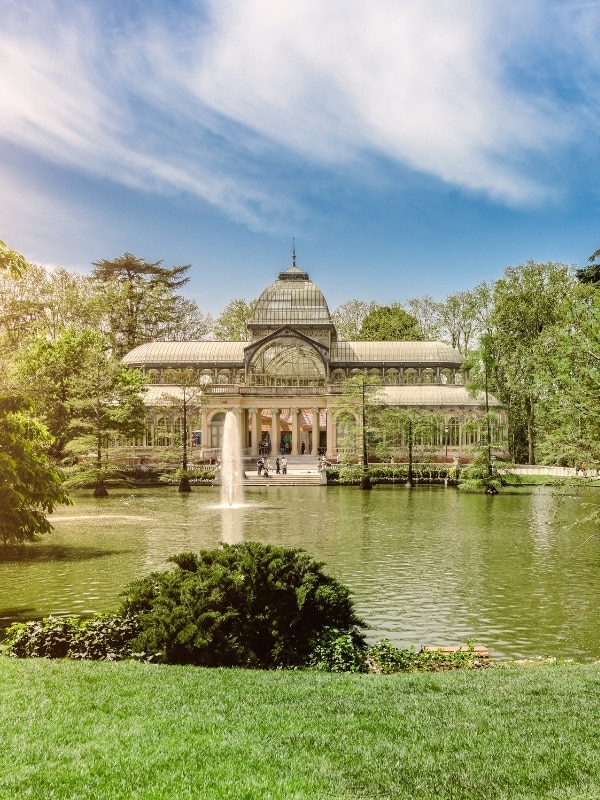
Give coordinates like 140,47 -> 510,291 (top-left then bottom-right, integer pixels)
301,441 -> 306,455
281,456 -> 287,475
276,458 -> 281,474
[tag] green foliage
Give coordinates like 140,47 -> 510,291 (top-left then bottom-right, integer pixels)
91,253 -> 193,357
456,452 -> 504,494
327,463 -> 452,485
309,636 -> 489,673
0,239 -> 28,278
15,327 -> 147,466
357,303 -> 424,341
119,543 -> 366,668
213,298 -> 256,341
0,396 -> 71,543
309,631 -> 367,673
331,299 -> 379,340
366,639 -> 488,673
576,247 -> 600,286
4,615 -> 141,661
485,261 -> 576,464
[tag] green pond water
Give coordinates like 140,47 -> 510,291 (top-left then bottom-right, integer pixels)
1,484 -> 599,661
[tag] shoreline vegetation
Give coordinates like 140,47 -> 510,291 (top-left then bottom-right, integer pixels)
1,658 -> 600,799
71,461 -> 600,489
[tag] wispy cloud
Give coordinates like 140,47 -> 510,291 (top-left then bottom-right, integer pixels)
1,0 -> 598,234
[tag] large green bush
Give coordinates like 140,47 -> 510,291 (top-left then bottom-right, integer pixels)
118,542 -> 366,668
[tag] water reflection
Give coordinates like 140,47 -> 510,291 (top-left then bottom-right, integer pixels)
1,485 -> 599,661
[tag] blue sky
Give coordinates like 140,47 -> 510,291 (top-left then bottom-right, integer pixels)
2,0 -> 600,315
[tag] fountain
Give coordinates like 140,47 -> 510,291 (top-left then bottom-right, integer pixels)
220,411 -> 245,507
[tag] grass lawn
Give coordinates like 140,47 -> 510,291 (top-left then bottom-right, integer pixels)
1,659 -> 600,799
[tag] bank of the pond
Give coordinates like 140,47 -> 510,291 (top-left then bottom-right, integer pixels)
1,658 -> 600,800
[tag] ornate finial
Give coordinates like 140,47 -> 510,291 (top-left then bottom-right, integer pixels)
292,238 -> 296,268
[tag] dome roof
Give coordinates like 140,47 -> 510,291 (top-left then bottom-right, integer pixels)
249,265 -> 333,327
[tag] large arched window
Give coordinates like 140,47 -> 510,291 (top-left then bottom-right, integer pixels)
248,338 -> 326,386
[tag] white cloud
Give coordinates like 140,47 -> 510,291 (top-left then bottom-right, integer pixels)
0,0 -> 597,232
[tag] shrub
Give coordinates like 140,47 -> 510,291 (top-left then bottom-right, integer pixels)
4,614 -> 140,661
365,639 -> 489,673
118,542 -> 366,668
310,630 -> 367,673
4,617 -> 77,659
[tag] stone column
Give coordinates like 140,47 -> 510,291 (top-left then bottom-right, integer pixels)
311,407 -> 320,455
270,408 -> 280,455
249,408 -> 260,455
291,407 -> 300,455
236,408 -> 246,454
201,409 -> 209,458
326,409 -> 335,458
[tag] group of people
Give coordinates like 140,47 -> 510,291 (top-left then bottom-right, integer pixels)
257,456 -> 287,477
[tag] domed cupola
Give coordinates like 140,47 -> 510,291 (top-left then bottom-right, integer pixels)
248,252 -> 334,334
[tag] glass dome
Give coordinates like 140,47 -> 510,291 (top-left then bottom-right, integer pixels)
249,265 -> 332,327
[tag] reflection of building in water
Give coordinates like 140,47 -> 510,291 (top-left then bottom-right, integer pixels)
122,256 -> 505,460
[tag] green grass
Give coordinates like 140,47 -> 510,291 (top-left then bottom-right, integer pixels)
2,660 -> 600,799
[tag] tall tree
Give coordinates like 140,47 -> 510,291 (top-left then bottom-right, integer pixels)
15,327 -> 108,459
72,341 -> 147,495
357,304 -> 424,341
331,299 -> 379,340
214,298 -> 256,341
0,396 -> 71,543
404,295 -> 443,341
159,368 -> 206,492
576,248 -> 600,287
91,253 -> 191,357
533,285 -> 600,466
486,261 -> 575,464
438,283 -> 492,355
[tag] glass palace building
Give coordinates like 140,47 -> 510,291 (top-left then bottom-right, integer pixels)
122,259 -> 505,460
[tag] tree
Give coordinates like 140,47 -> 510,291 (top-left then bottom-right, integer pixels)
438,283 -> 492,355
486,261 -> 575,464
159,368 -> 205,492
334,374 -> 383,489
119,543 -> 366,668
0,396 -> 71,544
357,304 -> 424,341
91,253 -> 192,357
66,334 -> 147,496
15,327 -> 107,459
373,406 -> 442,487
0,263 -> 48,353
404,295 -> 443,341
331,299 -> 379,340
0,239 -> 28,278
576,248 -> 600,286
533,285 -> 600,467
213,298 -> 256,341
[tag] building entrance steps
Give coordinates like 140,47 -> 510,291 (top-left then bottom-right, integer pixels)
243,455 -> 326,485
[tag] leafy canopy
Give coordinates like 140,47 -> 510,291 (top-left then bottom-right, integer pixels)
357,304 -> 424,341
0,396 -> 71,544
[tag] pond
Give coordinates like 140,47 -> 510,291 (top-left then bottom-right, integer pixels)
1,484 -> 599,661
